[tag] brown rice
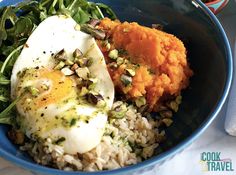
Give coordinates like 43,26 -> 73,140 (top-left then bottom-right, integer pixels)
20,104 -> 165,171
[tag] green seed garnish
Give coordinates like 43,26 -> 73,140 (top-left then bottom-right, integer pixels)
109,101 -> 127,119
54,61 -> 65,70
135,96 -> 146,107
75,67 -> 90,79
25,86 -> 40,97
41,84 -> 49,91
108,49 -> 118,60
73,48 -> 83,58
126,68 -> 136,77
105,43 -> 111,51
116,57 -> 124,65
79,87 -> 88,96
120,74 -> 132,86
76,57 -> 90,67
87,92 -> 104,105
160,110 -> 173,118
176,95 -> 182,105
109,62 -> 118,69
65,59 -> 74,66
168,101 -> 179,112
54,49 -> 67,61
96,100 -> 106,108
162,118 -> 173,127
61,67 -> 74,76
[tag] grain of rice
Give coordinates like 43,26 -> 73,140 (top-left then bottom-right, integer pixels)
20,104 -> 165,171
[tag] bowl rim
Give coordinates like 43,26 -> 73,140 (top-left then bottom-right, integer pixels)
0,0 -> 233,174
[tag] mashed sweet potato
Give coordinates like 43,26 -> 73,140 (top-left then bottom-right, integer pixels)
98,18 -> 193,111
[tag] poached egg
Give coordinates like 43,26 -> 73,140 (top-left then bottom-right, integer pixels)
10,15 -> 114,154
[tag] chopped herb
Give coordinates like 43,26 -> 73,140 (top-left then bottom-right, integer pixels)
54,137 -> 66,145
25,86 -> 40,97
70,118 -> 77,127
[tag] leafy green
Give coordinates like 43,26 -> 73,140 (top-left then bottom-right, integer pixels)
0,0 -> 117,126
0,117 -> 11,125
0,73 -> 10,85
0,45 -> 24,74
0,86 -> 9,102
0,96 -> 22,125
0,96 -> 8,102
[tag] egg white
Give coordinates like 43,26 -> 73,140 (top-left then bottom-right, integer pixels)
11,15 -> 114,154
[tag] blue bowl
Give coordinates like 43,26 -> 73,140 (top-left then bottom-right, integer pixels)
0,0 -> 233,174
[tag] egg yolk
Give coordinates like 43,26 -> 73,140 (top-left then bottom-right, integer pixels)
17,68 -> 76,109
34,69 -> 75,108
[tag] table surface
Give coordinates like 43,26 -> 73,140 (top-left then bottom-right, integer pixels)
0,1 -> 236,175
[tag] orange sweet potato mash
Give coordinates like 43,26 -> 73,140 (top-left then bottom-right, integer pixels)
98,18 -> 193,111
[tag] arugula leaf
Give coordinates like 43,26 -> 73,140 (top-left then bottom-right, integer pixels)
0,117 -> 11,125
0,96 -> 21,125
77,7 -> 90,24
0,96 -> 8,102
0,44 -> 23,74
0,7 -> 10,46
0,73 -> 10,85
0,86 -> 9,102
96,3 -> 117,20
